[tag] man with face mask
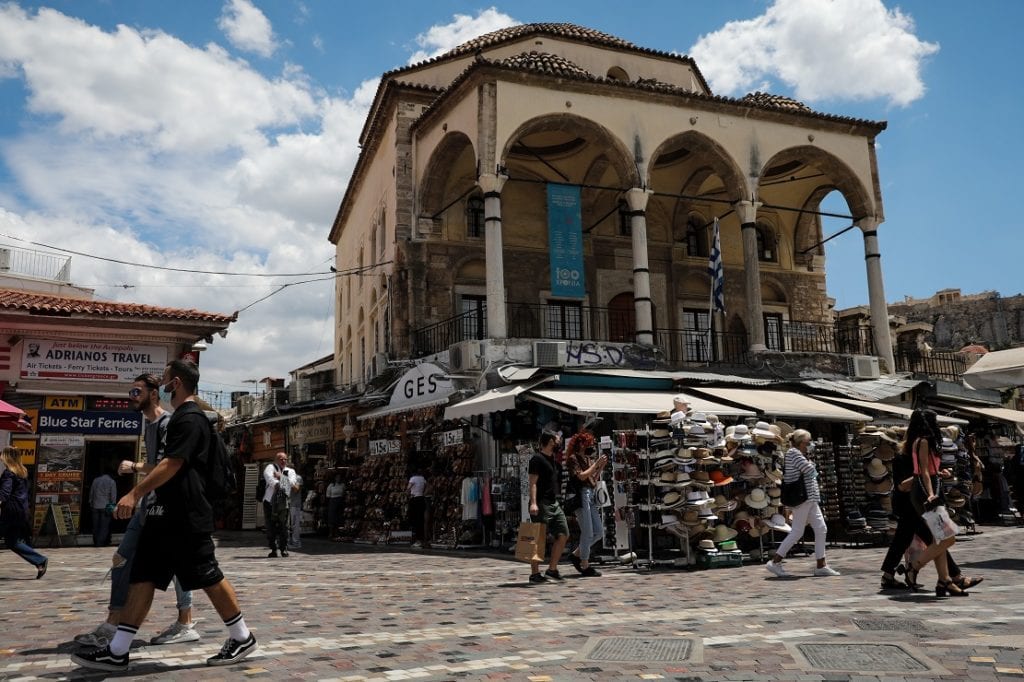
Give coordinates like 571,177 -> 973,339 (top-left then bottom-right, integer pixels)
73,374 -> 199,649
72,359 -> 256,671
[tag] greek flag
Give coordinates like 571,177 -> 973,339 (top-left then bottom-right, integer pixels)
708,217 -> 725,313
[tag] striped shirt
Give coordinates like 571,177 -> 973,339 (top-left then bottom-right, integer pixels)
782,447 -> 819,503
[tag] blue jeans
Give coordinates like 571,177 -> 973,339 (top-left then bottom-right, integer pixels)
575,487 -> 604,562
3,523 -> 47,567
111,508 -> 192,611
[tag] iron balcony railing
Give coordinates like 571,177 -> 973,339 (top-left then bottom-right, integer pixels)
412,303 -> 880,365
894,350 -> 967,383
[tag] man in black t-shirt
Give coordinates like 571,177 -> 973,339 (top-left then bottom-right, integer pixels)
72,359 -> 258,672
527,431 -> 570,583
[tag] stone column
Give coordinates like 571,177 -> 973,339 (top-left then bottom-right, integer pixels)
858,217 -> 895,373
625,187 -> 655,345
478,172 -> 508,339
736,200 -> 766,351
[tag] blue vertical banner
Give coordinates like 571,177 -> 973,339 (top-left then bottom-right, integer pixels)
546,183 -> 585,298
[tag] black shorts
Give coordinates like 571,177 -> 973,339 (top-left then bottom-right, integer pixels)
130,524 -> 224,592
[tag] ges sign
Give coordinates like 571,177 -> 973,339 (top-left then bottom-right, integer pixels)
387,363 -> 454,412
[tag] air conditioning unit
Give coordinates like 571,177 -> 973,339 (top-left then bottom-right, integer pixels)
449,340 -> 483,371
848,354 -> 881,380
533,341 -> 567,368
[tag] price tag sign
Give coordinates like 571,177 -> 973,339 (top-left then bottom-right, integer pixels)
442,429 -> 464,447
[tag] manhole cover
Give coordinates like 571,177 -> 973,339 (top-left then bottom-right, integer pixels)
852,618 -> 927,631
796,643 -> 929,672
578,637 -> 700,663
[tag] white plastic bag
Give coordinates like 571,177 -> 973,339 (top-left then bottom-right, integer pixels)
922,505 -> 958,542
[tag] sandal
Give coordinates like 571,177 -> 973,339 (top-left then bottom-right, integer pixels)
880,574 -> 909,590
936,578 -> 969,597
902,562 -> 923,591
953,575 -> 984,589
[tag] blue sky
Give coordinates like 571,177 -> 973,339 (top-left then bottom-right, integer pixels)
0,1 -> 1021,398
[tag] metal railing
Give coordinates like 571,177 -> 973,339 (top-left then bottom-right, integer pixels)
781,321 -> 875,355
894,350 -> 967,382
413,308 -> 486,357
0,245 -> 72,282
654,329 -> 749,366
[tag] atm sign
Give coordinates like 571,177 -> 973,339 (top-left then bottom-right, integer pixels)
44,396 -> 84,410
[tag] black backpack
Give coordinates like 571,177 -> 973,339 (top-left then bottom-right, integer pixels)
199,410 -> 236,503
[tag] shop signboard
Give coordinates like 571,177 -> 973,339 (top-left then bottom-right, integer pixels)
546,183 -> 585,298
37,410 -> 143,435
21,339 -> 167,382
289,414 -> 333,444
386,363 -> 454,412
44,395 -> 85,410
369,439 -> 401,456
11,439 -> 36,465
33,436 -> 84,535
441,428 -> 464,446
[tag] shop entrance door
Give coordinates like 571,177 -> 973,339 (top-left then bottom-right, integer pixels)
81,440 -> 137,540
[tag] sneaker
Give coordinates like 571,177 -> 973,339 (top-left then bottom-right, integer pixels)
581,566 -> 602,577
544,568 -> 565,581
267,550 -> 278,558
765,561 -> 789,578
411,541 -> 422,548
150,621 -> 200,645
569,553 -> 584,574
280,550 -> 289,557
70,645 -> 128,671
74,622 -> 116,647
528,572 -> 548,584
814,565 -> 841,577
207,633 -> 257,666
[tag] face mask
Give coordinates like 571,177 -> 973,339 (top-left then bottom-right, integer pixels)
807,442 -> 816,454
162,379 -> 176,399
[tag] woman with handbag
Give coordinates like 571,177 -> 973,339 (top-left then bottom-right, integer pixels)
897,409 -> 968,597
765,429 -> 839,578
564,434 -> 607,577
0,447 -> 48,578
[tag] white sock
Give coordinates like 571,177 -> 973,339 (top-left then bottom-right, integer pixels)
109,624 -> 137,655
224,612 -> 250,641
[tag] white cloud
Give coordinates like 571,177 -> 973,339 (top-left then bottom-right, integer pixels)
0,5 -> 377,393
408,7 -> 519,64
689,0 -> 939,107
218,0 -> 277,58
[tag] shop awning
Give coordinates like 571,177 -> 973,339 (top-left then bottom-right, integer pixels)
962,346 -> 1024,390
443,384 -> 534,421
936,401 -> 1024,426
357,396 -> 451,421
811,395 -> 968,425
690,387 -> 872,422
523,389 -> 755,417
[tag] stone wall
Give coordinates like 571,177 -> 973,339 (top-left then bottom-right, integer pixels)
888,291 -> 1024,351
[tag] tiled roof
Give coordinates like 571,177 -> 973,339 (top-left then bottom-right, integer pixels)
0,289 -> 236,324
441,23 -> 635,57
741,91 -> 811,112
497,51 -> 593,78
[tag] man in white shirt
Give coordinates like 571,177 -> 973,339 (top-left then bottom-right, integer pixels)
89,469 -> 118,547
262,452 -> 297,558
407,469 -> 427,548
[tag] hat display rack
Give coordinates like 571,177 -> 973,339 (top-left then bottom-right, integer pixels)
838,432 -> 880,541
937,427 -> 980,533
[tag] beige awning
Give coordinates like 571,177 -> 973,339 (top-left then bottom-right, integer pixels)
443,384 -> 532,420
938,401 -> 1024,426
690,387 -> 872,422
523,389 -> 755,417
962,346 -> 1024,390
812,395 -> 968,425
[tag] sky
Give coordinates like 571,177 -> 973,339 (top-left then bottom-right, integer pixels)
0,1 -> 1021,402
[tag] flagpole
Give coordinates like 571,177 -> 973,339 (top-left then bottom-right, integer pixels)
706,218 -> 716,366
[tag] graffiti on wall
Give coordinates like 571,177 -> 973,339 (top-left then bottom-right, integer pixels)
564,342 -> 664,369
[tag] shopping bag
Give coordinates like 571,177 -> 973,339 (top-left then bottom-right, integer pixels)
904,534 -> 928,568
514,521 -> 546,562
921,505 -> 958,543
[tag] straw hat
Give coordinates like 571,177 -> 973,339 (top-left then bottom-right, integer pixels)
752,421 -> 777,442
690,471 -> 713,487
717,539 -> 739,552
698,538 -> 718,552
662,491 -> 683,507
866,458 -> 890,481
658,471 -> 678,485
874,442 -> 896,462
725,424 -> 750,442
774,421 -> 794,439
764,513 -> 792,532
865,477 -> 893,495
680,509 -> 703,526
713,494 -> 738,512
745,488 -> 770,509
685,489 -> 713,506
712,524 -> 738,542
739,461 -> 763,481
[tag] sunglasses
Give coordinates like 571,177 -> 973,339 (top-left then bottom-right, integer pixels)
128,388 -> 149,398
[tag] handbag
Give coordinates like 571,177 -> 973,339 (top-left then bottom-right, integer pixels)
922,504 -> 958,543
514,521 -> 546,562
563,477 -> 582,514
780,474 -> 807,507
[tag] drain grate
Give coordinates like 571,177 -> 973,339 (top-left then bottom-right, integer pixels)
578,637 -> 699,663
852,618 -> 927,632
796,643 -> 930,673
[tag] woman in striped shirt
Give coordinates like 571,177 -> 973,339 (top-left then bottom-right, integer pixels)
765,429 -> 840,578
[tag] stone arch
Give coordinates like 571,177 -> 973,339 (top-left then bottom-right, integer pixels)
760,278 -> 788,304
606,66 -> 630,82
454,257 -> 487,283
499,113 -> 640,188
418,131 -> 477,217
648,131 -> 748,200
792,185 -> 837,262
757,145 -> 874,221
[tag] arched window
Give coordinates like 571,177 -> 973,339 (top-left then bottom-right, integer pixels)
685,215 -> 707,258
606,66 -> 629,81
756,223 -> 777,262
466,194 -> 485,239
369,225 -> 378,265
618,200 -> 632,237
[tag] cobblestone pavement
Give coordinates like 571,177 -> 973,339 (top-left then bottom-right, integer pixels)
2,526 -> 1023,681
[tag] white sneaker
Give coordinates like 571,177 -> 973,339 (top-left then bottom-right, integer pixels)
814,565 -> 841,577
74,622 -> 116,647
411,541 -> 422,548
765,561 -> 789,578
150,621 -> 200,645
